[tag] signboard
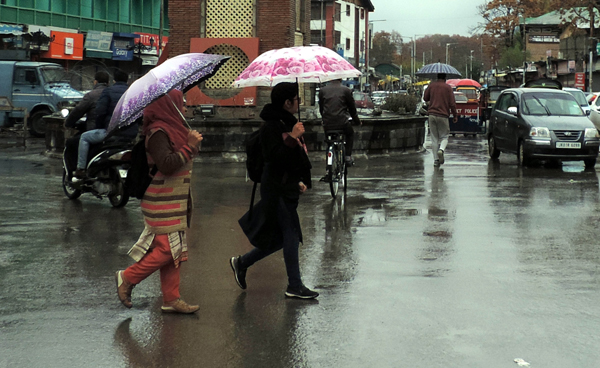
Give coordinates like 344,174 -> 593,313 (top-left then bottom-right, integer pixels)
568,60 -> 576,73
111,33 -> 138,61
529,35 -> 560,43
134,32 -> 168,56
84,31 -> 112,51
64,37 -> 74,55
575,72 -> 586,89
41,31 -> 83,60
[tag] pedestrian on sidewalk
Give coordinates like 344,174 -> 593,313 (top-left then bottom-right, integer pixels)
423,73 -> 458,166
230,82 -> 318,299
115,89 -> 203,314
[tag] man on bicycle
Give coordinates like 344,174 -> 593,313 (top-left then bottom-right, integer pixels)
318,79 -> 361,166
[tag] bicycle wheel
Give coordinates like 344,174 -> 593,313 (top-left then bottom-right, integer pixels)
329,145 -> 340,198
343,163 -> 348,193
339,144 -> 347,194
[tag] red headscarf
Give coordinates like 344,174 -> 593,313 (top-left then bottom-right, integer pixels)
142,89 -> 188,150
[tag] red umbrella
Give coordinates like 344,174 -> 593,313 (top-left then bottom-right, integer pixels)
447,79 -> 482,88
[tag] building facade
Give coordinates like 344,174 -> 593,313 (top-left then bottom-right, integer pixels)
168,0 -> 313,110
310,0 -> 374,89
0,0 -> 169,89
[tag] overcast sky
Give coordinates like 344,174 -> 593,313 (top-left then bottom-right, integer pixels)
369,0 -> 486,39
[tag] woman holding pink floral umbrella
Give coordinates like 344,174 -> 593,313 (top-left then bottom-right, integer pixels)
233,45 -> 361,122
233,45 -> 361,88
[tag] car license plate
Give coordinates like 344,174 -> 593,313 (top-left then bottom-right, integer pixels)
119,169 -> 128,179
556,142 -> 581,149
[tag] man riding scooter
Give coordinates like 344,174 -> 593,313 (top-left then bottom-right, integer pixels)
74,69 -> 131,180
63,71 -> 109,178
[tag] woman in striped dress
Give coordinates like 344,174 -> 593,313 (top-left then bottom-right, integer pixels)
115,89 -> 203,314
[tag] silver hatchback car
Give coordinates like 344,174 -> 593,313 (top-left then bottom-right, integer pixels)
488,88 -> 600,168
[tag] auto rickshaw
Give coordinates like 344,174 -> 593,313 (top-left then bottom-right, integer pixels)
482,85 -> 509,122
446,79 -> 485,136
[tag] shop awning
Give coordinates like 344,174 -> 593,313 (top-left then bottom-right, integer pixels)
0,24 -> 24,35
86,50 -> 113,59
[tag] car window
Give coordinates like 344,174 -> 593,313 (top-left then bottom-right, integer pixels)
495,93 -> 516,112
454,93 -> 468,103
566,89 -> 588,106
522,92 -> 584,116
352,91 -> 363,101
14,68 -> 39,85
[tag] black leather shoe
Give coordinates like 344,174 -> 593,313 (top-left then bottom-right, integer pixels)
230,256 -> 247,290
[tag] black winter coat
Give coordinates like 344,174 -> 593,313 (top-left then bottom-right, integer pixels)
238,104 -> 312,250
94,81 -> 128,130
65,83 -> 108,130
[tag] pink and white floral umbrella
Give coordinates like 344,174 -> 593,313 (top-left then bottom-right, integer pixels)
232,45 -> 361,88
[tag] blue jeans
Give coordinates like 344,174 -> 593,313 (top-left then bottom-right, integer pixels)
239,198 -> 302,288
77,129 -> 107,170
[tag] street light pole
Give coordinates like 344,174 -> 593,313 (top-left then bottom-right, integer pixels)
446,43 -> 456,65
470,50 -> 474,79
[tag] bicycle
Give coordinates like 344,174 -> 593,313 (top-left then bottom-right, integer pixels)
322,130 -> 348,199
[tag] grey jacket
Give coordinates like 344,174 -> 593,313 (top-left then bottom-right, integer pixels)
65,83 -> 108,130
318,81 -> 360,129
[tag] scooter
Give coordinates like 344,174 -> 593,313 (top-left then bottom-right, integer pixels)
58,109 -> 135,208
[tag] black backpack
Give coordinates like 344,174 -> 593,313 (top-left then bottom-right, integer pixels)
125,138 -> 157,200
245,127 -> 264,183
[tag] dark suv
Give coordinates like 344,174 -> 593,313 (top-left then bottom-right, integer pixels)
488,88 -> 600,168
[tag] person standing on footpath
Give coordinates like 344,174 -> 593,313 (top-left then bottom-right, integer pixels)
423,73 -> 458,166
230,82 -> 318,299
115,89 -> 203,314
318,79 -> 361,167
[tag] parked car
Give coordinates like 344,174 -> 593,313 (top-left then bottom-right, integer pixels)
587,92 -> 600,112
352,91 -> 374,109
564,87 -> 591,115
488,88 -> 600,168
371,91 -> 389,107
0,61 -> 82,137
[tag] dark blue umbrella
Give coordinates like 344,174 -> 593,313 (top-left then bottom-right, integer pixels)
416,62 -> 461,79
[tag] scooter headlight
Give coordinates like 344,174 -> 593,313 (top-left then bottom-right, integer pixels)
60,108 -> 70,118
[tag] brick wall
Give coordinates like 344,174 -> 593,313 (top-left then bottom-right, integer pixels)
169,1 -> 311,55
168,0 -> 201,56
257,0 -> 293,52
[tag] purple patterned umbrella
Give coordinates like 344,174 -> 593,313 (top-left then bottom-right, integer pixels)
107,52 -> 229,133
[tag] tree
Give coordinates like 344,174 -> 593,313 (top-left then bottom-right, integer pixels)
555,0 -> 600,36
370,31 -> 397,66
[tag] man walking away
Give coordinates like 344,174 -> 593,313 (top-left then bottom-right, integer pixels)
423,73 -> 457,166
318,79 -> 361,166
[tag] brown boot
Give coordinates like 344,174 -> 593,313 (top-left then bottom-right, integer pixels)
115,270 -> 134,308
161,298 -> 199,314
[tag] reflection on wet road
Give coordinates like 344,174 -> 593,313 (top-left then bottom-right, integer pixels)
1,137 -> 600,367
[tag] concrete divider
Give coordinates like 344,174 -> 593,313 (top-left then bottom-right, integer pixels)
189,114 -> 427,162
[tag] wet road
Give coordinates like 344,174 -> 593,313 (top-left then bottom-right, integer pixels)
1,136 -> 600,367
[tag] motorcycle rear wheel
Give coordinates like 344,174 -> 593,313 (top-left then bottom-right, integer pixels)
108,175 -> 129,208
62,168 -> 82,199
